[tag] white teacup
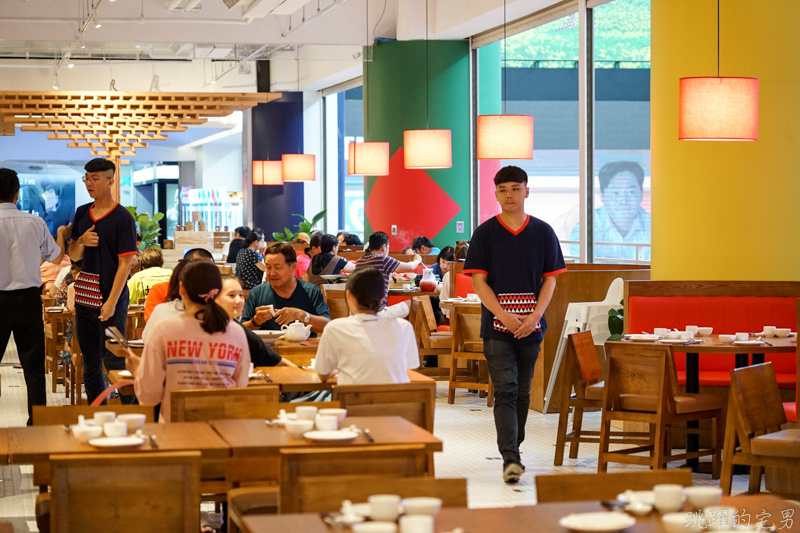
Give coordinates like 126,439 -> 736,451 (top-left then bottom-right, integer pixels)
735,332 -> 749,342
762,326 -> 776,337
776,328 -> 791,338
466,293 -> 479,302
103,420 -> 127,438
315,415 -> 338,431
703,506 -> 737,531
284,419 -> 314,438
403,283 -> 412,290
295,406 -> 318,420
685,325 -> 699,334
318,408 -> 347,422
654,484 -> 684,513
369,494 -> 401,522
402,497 -> 442,517
719,334 -> 736,344
680,331 -> 695,341
684,487 -> 722,510
653,328 -> 668,337
399,515 -> 434,533
93,411 -> 116,426
665,331 -> 681,340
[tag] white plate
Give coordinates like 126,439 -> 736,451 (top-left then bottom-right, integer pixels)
559,512 -> 636,532
88,436 -> 145,449
303,430 -> 359,442
617,491 -> 654,505
658,338 -> 694,344
733,340 -> 765,346
118,370 -> 133,378
625,334 -> 660,342
320,274 -> 347,279
128,340 -> 144,347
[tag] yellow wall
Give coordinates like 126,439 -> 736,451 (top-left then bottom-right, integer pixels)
651,0 -> 800,280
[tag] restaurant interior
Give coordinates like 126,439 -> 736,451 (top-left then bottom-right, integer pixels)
0,0 -> 799,531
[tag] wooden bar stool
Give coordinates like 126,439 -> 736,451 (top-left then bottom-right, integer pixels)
599,342 -> 725,478
720,362 -> 800,495
554,331 -> 649,465
447,305 -> 493,407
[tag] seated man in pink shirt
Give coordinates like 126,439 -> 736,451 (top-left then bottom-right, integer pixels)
126,260 -> 250,422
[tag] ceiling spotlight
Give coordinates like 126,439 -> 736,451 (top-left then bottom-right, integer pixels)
211,79 -> 216,84
79,35 -> 85,48
94,17 -> 102,28
68,62 -> 74,68
53,78 -> 60,90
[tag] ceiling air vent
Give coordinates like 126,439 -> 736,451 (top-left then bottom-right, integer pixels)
222,0 -> 242,8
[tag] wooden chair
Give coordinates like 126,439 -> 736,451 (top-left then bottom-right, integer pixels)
321,283 -> 349,320
599,342 -> 725,478
332,383 -> 435,433
447,305 -> 493,407
409,296 -> 451,381
44,314 -> 68,392
535,469 -> 692,503
222,401 -> 341,419
278,444 -> 429,513
40,451 -> 200,533
64,335 -> 83,405
287,476 -> 467,513
170,386 -> 280,423
554,331 -> 648,465
720,362 -> 800,495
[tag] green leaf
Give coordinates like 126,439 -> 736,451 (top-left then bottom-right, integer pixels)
298,222 -> 311,233
273,232 -> 285,241
125,206 -> 137,219
152,212 -> 164,223
608,314 -> 624,336
310,209 -> 327,225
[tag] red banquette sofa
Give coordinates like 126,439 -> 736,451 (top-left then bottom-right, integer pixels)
624,281 -> 800,422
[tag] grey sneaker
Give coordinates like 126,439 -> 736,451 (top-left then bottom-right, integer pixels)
503,461 -> 523,484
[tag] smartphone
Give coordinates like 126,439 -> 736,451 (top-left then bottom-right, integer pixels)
105,327 -> 130,350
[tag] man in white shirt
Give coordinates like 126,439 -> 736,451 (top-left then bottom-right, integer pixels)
315,267 -> 419,385
0,168 -> 72,424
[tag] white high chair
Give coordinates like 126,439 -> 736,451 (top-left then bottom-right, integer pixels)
542,277 -> 625,414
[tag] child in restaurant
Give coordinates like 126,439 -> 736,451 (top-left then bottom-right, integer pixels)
126,260 -> 250,422
314,267 -> 420,384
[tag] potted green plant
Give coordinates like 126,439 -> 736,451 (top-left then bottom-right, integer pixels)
607,300 -> 624,341
272,209 -> 327,242
125,206 -> 164,251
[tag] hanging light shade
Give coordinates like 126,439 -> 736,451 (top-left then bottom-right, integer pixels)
679,77 -> 759,141
348,142 -> 390,176
252,160 -> 283,186
476,115 -> 534,159
282,154 -> 316,182
403,129 -> 452,169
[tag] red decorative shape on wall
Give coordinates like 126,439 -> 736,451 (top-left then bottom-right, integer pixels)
365,147 -> 461,250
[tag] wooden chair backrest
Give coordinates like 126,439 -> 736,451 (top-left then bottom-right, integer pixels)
222,401 -> 341,420
535,469 -> 692,503
731,363 -> 787,434
33,405 -> 154,426
408,298 -> 424,349
332,382 -> 435,433
418,295 -> 438,333
603,342 -> 671,414
170,386 -> 280,422
452,305 -> 482,353
294,476 -> 467,513
568,331 -> 603,384
278,444 -> 428,514
322,285 -> 349,320
50,451 -> 200,533
447,262 -> 464,299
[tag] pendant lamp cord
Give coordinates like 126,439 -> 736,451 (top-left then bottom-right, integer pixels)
425,0 -> 429,130
503,0 -> 507,115
297,52 -> 302,154
717,0 -> 720,77
365,0 -> 369,140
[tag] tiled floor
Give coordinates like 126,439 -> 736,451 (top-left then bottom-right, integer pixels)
0,338 -> 750,530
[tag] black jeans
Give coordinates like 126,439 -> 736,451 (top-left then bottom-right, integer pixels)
483,337 -> 541,464
0,287 -> 47,425
75,295 -> 133,405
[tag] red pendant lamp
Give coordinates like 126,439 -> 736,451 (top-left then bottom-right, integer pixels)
348,1 -> 391,176
476,0 -> 534,160
678,0 -> 758,141
282,154 -> 316,182
403,0 -> 452,169
252,160 -> 283,185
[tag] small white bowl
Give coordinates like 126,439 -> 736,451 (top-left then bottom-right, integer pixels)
353,522 -> 397,533
624,501 -> 653,517
697,327 -> 713,337
665,331 -> 681,340
284,419 -> 315,438
776,328 -> 791,338
684,486 -> 722,510
718,334 -> 736,344
662,512 -> 703,533
318,408 -> 347,422
116,413 -> 146,432
72,425 -> 103,443
402,497 -> 442,517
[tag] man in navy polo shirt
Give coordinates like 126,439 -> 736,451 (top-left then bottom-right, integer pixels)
464,165 -> 566,483
69,158 -> 138,405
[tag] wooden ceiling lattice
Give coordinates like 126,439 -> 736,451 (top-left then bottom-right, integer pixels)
0,90 -> 279,161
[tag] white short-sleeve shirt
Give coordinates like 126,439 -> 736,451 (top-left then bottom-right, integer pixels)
314,313 -> 419,385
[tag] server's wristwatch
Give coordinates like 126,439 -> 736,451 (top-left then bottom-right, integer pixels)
303,312 -> 310,325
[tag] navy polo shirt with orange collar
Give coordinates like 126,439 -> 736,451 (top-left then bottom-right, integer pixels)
70,202 -> 138,311
463,214 -> 566,344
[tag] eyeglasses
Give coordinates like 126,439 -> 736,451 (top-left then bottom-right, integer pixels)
81,175 -> 111,184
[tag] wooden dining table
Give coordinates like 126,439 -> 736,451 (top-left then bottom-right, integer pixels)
240,494 -> 800,533
389,287 -> 440,297
250,366 -> 434,392
0,429 -> 8,464
439,299 -> 482,313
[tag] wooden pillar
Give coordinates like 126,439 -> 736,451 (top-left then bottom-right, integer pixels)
110,156 -> 121,203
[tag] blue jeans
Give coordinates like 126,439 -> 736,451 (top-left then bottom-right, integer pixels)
483,338 -> 541,464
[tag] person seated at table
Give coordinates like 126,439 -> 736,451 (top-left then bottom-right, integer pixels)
344,233 -> 363,247
440,241 -> 469,319
315,267 -> 419,384
431,246 -> 454,281
306,234 -> 356,287
296,233 -> 321,280
217,275 -> 296,368
355,231 -> 422,319
127,260 -> 250,422
241,243 -> 331,334
336,231 -> 350,245
144,248 -> 214,321
411,236 -> 440,255
223,226 -> 250,264
236,230 -> 267,290
142,259 -> 201,341
127,247 -> 172,304
42,252 -> 71,292
400,247 -> 413,255
54,260 -> 81,365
